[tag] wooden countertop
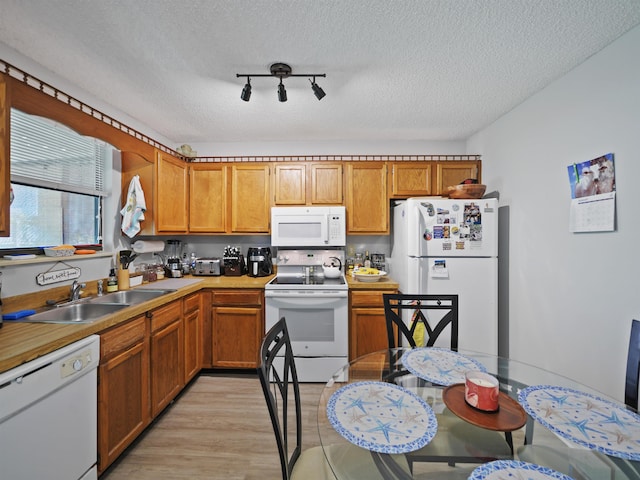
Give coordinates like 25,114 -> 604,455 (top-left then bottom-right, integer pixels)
346,274 -> 399,290
0,272 -> 398,374
0,274 -> 274,374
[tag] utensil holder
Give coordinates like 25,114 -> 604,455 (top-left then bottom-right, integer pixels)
117,269 -> 130,290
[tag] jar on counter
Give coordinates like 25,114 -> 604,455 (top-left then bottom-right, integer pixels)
137,263 -> 149,283
147,264 -> 157,282
155,262 -> 165,280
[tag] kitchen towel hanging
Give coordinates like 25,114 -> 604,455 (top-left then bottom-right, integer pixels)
120,174 -> 147,238
132,240 -> 165,254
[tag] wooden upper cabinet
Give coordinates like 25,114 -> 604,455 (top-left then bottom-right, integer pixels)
0,73 -> 9,236
309,162 -> 343,204
273,163 -> 306,205
156,151 -> 188,233
273,162 -> 343,205
231,164 -> 270,233
434,161 -> 481,195
189,163 -> 227,233
345,162 -> 388,234
121,151 -> 156,235
389,161 -> 432,198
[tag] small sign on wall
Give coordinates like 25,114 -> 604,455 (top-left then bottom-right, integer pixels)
36,265 -> 81,286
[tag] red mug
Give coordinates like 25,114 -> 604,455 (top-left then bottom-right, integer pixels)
464,371 -> 500,412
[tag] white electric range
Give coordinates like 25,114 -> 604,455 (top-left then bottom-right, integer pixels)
265,249 -> 348,382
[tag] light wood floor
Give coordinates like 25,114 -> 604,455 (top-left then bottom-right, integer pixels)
100,372 -> 481,479
100,372 -> 325,480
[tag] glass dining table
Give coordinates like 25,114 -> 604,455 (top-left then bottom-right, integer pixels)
316,348 -> 640,480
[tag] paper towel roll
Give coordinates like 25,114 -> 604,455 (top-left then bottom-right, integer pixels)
132,240 -> 165,254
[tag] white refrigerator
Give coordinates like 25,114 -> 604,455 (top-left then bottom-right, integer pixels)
390,197 -> 499,355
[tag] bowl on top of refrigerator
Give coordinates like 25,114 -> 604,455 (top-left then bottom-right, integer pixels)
446,182 -> 486,199
354,267 -> 387,282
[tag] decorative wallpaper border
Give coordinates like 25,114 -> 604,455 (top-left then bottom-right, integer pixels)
192,154 -> 480,163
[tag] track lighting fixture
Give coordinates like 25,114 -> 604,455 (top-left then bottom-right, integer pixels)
240,77 -> 251,101
236,63 -> 326,102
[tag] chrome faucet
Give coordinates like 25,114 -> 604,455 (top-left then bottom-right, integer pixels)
70,280 -> 86,302
97,279 -> 104,297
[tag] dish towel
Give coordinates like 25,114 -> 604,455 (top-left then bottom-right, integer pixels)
120,175 -> 147,238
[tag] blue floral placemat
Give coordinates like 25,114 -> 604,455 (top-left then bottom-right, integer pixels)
470,460 -> 574,480
519,385 -> 640,461
401,347 -> 487,386
326,381 -> 437,454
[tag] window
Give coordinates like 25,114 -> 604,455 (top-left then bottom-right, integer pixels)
0,109 -> 112,250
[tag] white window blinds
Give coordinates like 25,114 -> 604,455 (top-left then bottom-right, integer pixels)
10,109 -> 109,197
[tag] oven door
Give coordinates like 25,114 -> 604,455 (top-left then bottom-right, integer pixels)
265,290 -> 348,357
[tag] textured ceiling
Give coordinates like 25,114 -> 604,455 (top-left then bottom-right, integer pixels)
1,0 -> 640,145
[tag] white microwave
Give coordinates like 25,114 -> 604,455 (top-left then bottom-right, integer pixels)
271,206 -> 346,247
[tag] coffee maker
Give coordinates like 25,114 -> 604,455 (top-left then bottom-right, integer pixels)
247,247 -> 273,277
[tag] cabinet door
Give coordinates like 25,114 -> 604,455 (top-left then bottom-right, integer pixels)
189,163 -> 227,232
156,151 -> 188,233
150,301 -> 184,417
0,73 -> 9,236
389,161 -> 432,197
98,316 -> 149,474
183,293 -> 202,383
350,307 -> 389,360
345,162 -> 388,234
434,161 -> 480,195
349,307 -> 388,359
212,306 -> 263,368
310,162 -> 343,204
273,163 -> 306,205
231,164 -> 270,233
349,290 -> 397,361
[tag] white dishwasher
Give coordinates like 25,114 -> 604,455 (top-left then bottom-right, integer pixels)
0,335 -> 100,480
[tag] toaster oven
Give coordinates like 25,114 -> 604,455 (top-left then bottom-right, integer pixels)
193,258 -> 222,276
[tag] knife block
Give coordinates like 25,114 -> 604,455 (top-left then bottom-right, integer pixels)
223,255 -> 245,276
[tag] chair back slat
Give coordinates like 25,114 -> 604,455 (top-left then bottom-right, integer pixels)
383,294 -> 459,351
257,318 -> 303,480
625,319 -> 640,411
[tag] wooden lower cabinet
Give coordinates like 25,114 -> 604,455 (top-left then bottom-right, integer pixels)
183,292 -> 202,383
349,289 -> 397,361
150,300 -> 184,417
98,315 -> 150,474
211,289 -> 264,368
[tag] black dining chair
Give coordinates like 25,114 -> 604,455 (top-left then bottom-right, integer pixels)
257,317 -> 413,480
517,319 -> 640,479
383,293 -> 459,351
381,294 -> 513,470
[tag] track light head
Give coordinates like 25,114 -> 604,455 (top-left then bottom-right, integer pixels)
240,77 -> 251,101
310,77 -> 326,100
278,79 -> 287,102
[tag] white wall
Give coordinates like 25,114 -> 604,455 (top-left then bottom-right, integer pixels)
468,25 -> 640,401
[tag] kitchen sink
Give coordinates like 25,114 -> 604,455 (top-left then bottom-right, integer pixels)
88,288 -> 176,305
21,303 -> 129,324
18,288 -> 177,324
